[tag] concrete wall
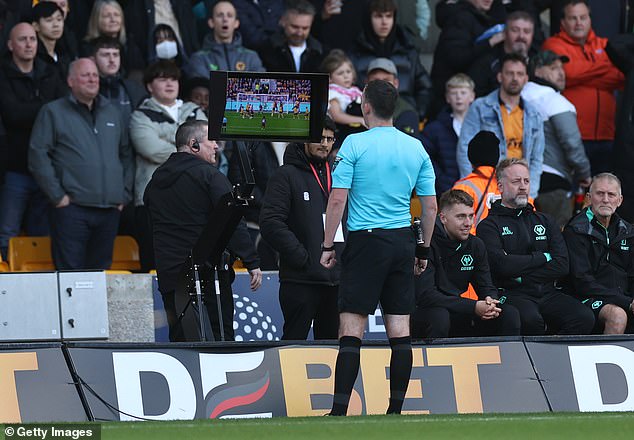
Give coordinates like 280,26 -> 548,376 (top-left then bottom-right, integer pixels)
106,274 -> 155,343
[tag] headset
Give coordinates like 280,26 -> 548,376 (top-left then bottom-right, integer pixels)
191,138 -> 201,152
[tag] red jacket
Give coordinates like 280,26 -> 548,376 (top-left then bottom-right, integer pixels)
542,29 -> 624,141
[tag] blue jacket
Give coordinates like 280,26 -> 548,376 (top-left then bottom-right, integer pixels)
457,89 -> 544,198
421,108 -> 459,194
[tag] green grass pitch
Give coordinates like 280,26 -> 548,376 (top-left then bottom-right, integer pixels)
20,412 -> 632,440
223,109 -> 309,137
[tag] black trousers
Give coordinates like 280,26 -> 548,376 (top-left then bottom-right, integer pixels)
161,268 -> 235,342
410,304 -> 521,339
135,205 -> 155,272
279,281 -> 339,340
504,290 -> 596,335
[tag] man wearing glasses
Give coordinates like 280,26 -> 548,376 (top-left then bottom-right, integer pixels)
260,115 -> 342,340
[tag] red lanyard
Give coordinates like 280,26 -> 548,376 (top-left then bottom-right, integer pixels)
309,162 -> 331,196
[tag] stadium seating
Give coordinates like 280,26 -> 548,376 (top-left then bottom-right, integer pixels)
7,235 -> 141,272
0,254 -> 8,272
8,236 -> 54,271
110,236 -> 141,272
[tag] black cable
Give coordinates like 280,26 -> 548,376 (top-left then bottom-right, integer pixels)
73,372 -> 157,422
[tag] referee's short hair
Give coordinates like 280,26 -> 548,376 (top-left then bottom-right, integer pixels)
439,189 -> 474,212
363,79 -> 397,120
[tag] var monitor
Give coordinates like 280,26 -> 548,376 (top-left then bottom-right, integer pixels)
208,71 -> 329,143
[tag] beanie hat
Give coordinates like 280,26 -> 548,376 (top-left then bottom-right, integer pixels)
468,130 -> 500,168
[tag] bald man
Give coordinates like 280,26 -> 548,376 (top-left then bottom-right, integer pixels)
29,58 -> 133,270
0,23 -> 66,260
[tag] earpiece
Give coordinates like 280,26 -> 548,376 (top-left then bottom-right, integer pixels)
191,139 -> 201,152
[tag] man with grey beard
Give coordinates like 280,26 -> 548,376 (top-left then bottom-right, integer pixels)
476,158 -> 595,336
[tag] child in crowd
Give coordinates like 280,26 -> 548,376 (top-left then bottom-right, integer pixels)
321,49 -> 366,147
421,73 -> 475,195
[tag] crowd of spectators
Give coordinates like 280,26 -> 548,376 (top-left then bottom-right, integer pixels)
0,0 -> 634,337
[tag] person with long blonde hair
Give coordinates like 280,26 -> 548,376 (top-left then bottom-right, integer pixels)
84,0 -> 126,45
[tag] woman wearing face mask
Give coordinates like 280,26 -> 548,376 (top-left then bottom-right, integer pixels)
151,24 -> 187,68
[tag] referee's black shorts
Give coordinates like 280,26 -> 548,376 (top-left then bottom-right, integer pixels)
338,227 -> 415,315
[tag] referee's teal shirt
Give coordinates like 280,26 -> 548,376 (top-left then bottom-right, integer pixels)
332,126 -> 436,231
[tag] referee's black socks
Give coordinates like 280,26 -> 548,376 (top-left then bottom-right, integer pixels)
329,335 -> 362,416
386,335 -> 413,415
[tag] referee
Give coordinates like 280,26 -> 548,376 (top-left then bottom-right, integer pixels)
321,80 -> 437,415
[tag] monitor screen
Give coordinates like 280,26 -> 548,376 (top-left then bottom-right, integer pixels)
208,71 -> 329,143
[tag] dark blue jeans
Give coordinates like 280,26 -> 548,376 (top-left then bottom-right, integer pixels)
0,172 -> 50,259
50,203 -> 120,270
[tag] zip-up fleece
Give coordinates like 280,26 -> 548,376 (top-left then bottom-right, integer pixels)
416,216 -> 498,314
562,208 -> 634,309
476,200 -> 569,297
184,32 -> 264,78
28,94 -> 133,207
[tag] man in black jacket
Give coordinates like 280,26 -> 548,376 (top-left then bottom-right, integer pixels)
258,0 -> 323,73
411,189 -> 521,338
0,22 -> 66,260
91,36 -> 146,126
350,0 -> 432,121
563,173 -> 634,334
260,116 -> 340,340
144,120 -> 262,342
477,158 -> 594,335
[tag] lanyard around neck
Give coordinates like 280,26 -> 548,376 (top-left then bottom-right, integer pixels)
309,162 -> 331,196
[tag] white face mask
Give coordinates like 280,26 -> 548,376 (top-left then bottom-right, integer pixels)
156,40 -> 178,59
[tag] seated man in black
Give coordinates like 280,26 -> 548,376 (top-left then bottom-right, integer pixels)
477,158 -> 595,335
563,172 -> 634,334
411,189 -> 520,338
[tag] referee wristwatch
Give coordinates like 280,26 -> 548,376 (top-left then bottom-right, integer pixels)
321,243 -> 335,252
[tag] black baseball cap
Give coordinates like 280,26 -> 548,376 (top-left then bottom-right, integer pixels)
529,50 -> 569,76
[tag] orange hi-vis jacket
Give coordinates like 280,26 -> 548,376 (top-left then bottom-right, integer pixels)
453,166 -> 500,236
542,29 -> 624,141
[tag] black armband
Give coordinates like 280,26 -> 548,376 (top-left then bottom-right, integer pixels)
415,245 -> 430,260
